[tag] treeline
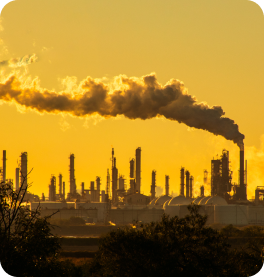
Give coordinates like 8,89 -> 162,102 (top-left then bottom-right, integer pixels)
0,180 -> 263,276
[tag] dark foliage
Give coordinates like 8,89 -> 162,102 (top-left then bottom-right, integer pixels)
89,205 -> 263,277
0,179 -> 91,277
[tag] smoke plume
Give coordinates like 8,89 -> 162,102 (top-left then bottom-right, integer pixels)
0,72 -> 244,145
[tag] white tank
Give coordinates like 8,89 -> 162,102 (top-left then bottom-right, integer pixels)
198,205 -> 214,225
214,205 -> 248,225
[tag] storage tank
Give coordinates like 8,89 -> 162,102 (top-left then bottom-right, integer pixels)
214,205 -> 248,225
199,196 -> 211,205
192,196 -> 204,204
169,195 -> 192,205
198,205 -> 214,225
164,204 -> 180,218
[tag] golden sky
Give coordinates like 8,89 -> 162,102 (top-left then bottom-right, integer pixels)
0,0 -> 263,199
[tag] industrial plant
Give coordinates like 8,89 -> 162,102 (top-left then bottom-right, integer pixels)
1,142 -> 264,226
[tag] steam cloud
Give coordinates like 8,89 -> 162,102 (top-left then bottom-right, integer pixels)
0,73 -> 244,145
0,54 -> 37,68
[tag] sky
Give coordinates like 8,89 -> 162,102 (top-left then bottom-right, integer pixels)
0,0 -> 263,200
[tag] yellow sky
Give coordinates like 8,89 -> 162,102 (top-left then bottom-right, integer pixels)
0,0 -> 263,199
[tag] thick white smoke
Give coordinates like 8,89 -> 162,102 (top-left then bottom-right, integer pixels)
0,72 -> 244,145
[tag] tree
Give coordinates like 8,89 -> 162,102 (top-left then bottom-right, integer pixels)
0,176 -> 68,276
89,205 -> 263,277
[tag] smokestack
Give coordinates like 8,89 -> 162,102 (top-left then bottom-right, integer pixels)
20,152 -> 27,190
81,182 -> 84,195
151,170 -> 156,200
135,147 -> 141,194
90,181 -> 95,191
58,174 -> 62,196
129,159 -> 135,178
165,175 -> 169,196
2,150 -> 6,183
185,170 -> 190,198
180,167 -> 185,196
190,176 -> 193,198
200,185 -> 204,197
96,177 -> 101,202
69,154 -> 76,195
15,168 -> 19,191
239,141 -> 247,200
112,153 -> 118,203
63,181 -> 65,200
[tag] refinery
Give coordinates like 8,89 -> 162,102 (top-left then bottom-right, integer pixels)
1,143 -> 264,226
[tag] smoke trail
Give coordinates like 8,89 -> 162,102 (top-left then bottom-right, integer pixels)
0,54 -> 37,68
0,72 -> 244,145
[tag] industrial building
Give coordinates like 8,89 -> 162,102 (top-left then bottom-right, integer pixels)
1,140 -> 264,227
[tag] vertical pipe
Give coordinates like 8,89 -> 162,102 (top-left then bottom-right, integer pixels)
59,174 -> 62,196
135,147 -> 141,194
185,170 -> 190,198
81,182 -> 84,195
69,154 -> 76,195
63,181 -> 65,200
151,170 -> 156,200
165,175 -> 169,196
3,150 -> 6,183
190,176 -> 193,198
20,152 -> 27,190
15,168 -> 19,191
180,167 -> 185,196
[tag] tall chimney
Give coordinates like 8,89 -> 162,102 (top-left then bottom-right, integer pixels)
58,174 -> 62,196
63,181 -> 65,200
200,185 -> 204,197
239,141 -> 247,200
185,170 -> 190,198
180,167 -> 185,196
69,154 -> 76,195
3,150 -> 6,183
190,176 -> 193,198
135,147 -> 141,194
151,170 -> 156,200
20,152 -> 28,190
15,168 -> 19,191
165,175 -> 169,196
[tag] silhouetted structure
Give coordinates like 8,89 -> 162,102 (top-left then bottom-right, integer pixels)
190,176 -> 193,198
2,150 -> 6,183
49,175 -> 56,201
135,147 -> 141,193
20,152 -> 28,190
112,148 -> 118,203
185,170 -> 190,198
151,170 -> 156,200
165,175 -> 169,196
69,154 -> 76,195
15,168 -> 19,191
180,167 -> 185,196
211,150 -> 232,199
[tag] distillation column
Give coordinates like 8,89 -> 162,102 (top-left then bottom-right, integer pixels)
151,170 -> 156,200
185,170 -> 190,198
165,175 -> 169,196
180,167 -> 185,196
135,147 -> 141,194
